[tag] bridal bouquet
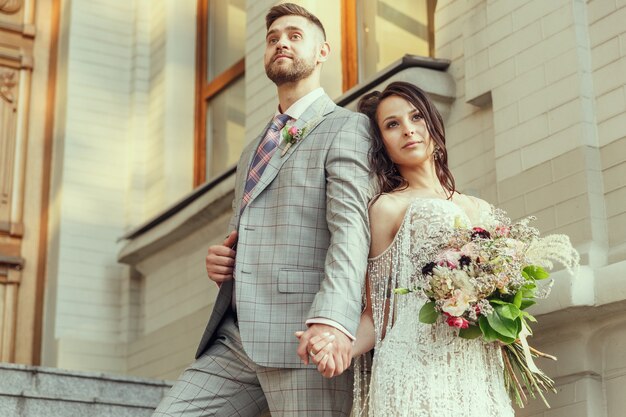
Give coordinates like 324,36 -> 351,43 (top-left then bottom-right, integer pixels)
395,209 -> 579,408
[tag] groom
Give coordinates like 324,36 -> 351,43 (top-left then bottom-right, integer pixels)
153,3 -> 371,416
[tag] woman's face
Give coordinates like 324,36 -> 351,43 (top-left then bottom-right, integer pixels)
376,95 -> 434,169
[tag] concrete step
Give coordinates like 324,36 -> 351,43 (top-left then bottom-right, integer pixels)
0,363 -> 172,417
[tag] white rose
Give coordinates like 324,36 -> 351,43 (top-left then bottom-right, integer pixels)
441,289 -> 474,317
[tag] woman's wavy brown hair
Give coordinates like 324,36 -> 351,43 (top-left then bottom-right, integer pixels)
358,81 -> 456,199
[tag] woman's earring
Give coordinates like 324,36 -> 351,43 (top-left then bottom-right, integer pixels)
433,146 -> 441,161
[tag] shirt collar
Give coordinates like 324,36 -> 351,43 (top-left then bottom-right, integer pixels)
275,87 -> 325,120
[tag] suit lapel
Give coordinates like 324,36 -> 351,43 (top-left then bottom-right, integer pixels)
244,94 -> 336,208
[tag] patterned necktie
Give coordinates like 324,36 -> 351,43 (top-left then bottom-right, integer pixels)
240,113 -> 291,212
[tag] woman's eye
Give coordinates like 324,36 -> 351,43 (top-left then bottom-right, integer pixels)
386,121 -> 398,129
412,113 -> 423,121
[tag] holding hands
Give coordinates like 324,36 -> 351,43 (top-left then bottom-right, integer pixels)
295,324 -> 352,378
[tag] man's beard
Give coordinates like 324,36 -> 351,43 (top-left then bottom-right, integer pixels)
265,54 -> 316,85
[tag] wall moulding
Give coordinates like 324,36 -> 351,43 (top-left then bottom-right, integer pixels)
0,64 -> 29,239
0,277 -> 19,361
0,0 -> 35,37
0,44 -> 32,70
0,67 -> 19,235
0,254 -> 24,279
0,0 -> 22,15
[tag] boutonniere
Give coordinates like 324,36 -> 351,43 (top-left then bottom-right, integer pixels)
280,116 -> 323,157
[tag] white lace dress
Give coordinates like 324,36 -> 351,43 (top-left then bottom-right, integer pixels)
358,198 -> 515,417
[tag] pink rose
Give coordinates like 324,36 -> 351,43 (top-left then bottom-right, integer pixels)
494,226 -> 510,237
435,249 -> 461,269
288,126 -> 298,136
445,314 -> 470,329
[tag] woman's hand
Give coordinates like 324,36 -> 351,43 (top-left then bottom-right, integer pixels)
295,331 -> 338,378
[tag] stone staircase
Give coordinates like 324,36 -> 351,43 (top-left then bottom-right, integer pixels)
0,363 -> 171,416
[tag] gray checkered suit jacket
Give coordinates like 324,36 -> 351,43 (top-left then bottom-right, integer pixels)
196,94 -> 372,368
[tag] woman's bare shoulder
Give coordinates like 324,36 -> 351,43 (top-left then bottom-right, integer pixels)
369,193 -> 403,218
463,194 -> 492,211
368,193 -> 410,258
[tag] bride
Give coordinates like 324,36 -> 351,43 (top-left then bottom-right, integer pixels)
304,81 -> 515,416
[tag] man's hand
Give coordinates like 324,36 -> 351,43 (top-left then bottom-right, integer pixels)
296,324 -> 352,378
205,231 -> 238,284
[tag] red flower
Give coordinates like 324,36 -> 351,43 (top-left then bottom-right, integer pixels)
471,227 -> 491,240
445,314 -> 470,329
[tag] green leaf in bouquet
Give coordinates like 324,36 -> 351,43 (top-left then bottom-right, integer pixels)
478,316 -> 499,343
523,265 -> 550,280
488,299 -> 509,305
459,325 -> 482,339
520,282 -> 536,298
512,290 -> 523,308
419,301 -> 439,324
495,304 -> 521,321
486,308 -> 519,339
521,311 -> 537,322
479,316 -> 515,344
520,299 -> 536,310
394,288 -> 412,295
497,333 -> 516,345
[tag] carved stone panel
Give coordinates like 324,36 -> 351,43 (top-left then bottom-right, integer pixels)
0,0 -> 23,14
0,68 -> 19,234
0,0 -> 38,366
0,0 -> 24,31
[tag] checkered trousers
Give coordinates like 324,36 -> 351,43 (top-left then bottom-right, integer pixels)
153,313 -> 353,417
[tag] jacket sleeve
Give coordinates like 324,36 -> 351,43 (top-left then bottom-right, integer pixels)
307,113 -> 373,336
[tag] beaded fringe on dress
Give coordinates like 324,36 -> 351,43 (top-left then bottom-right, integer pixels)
352,198 -> 515,417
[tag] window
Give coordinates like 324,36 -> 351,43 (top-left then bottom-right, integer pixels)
342,0 -> 436,90
306,0 -> 436,94
194,0 -> 246,185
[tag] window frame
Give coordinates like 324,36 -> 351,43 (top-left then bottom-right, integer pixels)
194,0 -> 245,186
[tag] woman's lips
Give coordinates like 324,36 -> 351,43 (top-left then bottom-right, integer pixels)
403,141 -> 423,149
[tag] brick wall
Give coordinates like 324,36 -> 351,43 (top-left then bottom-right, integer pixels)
440,0 -> 610,266
49,0 -> 137,373
46,0 -> 196,374
589,0 -> 626,260
437,1 -> 626,416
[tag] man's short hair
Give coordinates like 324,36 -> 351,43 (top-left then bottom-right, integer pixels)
266,3 -> 326,41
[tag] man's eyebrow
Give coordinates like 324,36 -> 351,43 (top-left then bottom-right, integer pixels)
266,26 -> 305,39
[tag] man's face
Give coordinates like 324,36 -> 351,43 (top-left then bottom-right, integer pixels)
264,15 -> 324,85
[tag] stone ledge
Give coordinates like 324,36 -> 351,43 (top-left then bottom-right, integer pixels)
0,363 -> 172,410
528,259 -> 626,318
118,175 -> 235,265
0,362 -> 172,386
